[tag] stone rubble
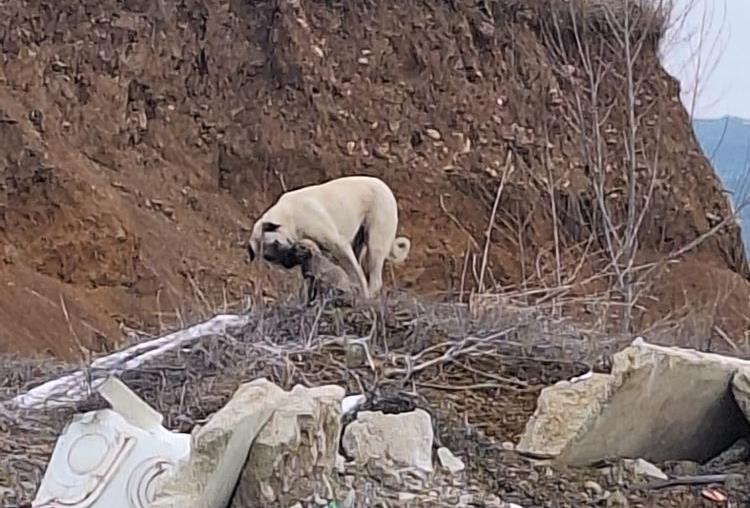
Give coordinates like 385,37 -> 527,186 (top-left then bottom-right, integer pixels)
35,336 -> 750,507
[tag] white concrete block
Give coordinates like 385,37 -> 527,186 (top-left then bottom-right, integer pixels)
32,377 -> 190,508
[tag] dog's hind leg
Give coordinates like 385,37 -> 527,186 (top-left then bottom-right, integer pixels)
364,248 -> 388,296
352,223 -> 370,281
363,208 -> 398,297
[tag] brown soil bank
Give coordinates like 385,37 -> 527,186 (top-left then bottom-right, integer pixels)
0,0 -> 747,358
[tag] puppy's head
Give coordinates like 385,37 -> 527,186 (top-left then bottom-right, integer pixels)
247,220 -> 296,267
294,239 -> 321,259
292,239 -> 321,276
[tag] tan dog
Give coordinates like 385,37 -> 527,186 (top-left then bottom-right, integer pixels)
246,175 -> 410,298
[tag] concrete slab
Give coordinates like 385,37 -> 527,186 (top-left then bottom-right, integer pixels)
518,338 -> 750,466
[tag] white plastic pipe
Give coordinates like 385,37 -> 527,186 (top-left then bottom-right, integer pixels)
9,314 -> 249,410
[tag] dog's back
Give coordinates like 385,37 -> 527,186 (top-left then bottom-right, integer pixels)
277,176 -> 397,240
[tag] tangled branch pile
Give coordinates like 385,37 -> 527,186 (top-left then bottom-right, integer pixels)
0,292 -> 614,505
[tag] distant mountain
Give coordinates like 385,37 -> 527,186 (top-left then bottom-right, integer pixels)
693,116 -> 750,251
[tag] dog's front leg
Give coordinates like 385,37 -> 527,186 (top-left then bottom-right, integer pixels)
305,275 -> 318,304
318,235 -> 370,299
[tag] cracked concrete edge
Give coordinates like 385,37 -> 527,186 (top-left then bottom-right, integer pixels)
731,369 -> 750,423
519,338 -> 750,466
516,372 -> 617,458
150,378 -> 286,508
558,339 -> 750,466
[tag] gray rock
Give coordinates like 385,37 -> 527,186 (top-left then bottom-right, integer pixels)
607,490 -> 629,507
623,458 -> 668,480
342,409 -> 434,472
583,480 -> 603,497
437,447 -> 465,474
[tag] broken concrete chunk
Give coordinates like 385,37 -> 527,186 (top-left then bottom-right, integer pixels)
150,379 -> 345,508
33,377 -> 191,508
230,384 -> 345,507
437,447 -> 465,474
519,339 -> 750,467
342,409 -> 434,472
98,375 -> 164,431
516,373 -> 613,457
150,378 -> 284,508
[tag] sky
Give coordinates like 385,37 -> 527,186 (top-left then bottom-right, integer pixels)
661,0 -> 750,120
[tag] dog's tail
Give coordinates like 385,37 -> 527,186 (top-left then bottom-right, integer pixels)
388,236 -> 411,264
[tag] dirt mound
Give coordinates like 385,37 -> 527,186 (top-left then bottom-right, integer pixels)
0,0 -> 747,357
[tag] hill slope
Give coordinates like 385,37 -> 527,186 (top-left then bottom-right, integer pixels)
0,0 -> 748,357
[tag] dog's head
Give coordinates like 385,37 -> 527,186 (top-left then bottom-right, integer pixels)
247,220 -> 298,268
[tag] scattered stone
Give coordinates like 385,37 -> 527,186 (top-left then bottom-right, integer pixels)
151,379 -> 283,507
357,56 -> 369,65
340,489 -> 356,508
335,453 -> 346,474
437,447 -> 465,474
425,128 -> 441,140
398,492 -> 418,501
373,143 -> 390,159
342,409 -> 434,472
458,493 -> 473,505
583,480 -> 603,497
607,490 -> 629,507
623,458 -> 667,480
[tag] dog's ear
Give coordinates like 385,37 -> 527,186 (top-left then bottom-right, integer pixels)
262,222 -> 281,233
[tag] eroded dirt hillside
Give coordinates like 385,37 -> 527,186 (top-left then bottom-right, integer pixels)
0,0 -> 747,357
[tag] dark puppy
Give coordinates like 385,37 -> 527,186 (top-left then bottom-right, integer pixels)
292,239 -> 359,305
